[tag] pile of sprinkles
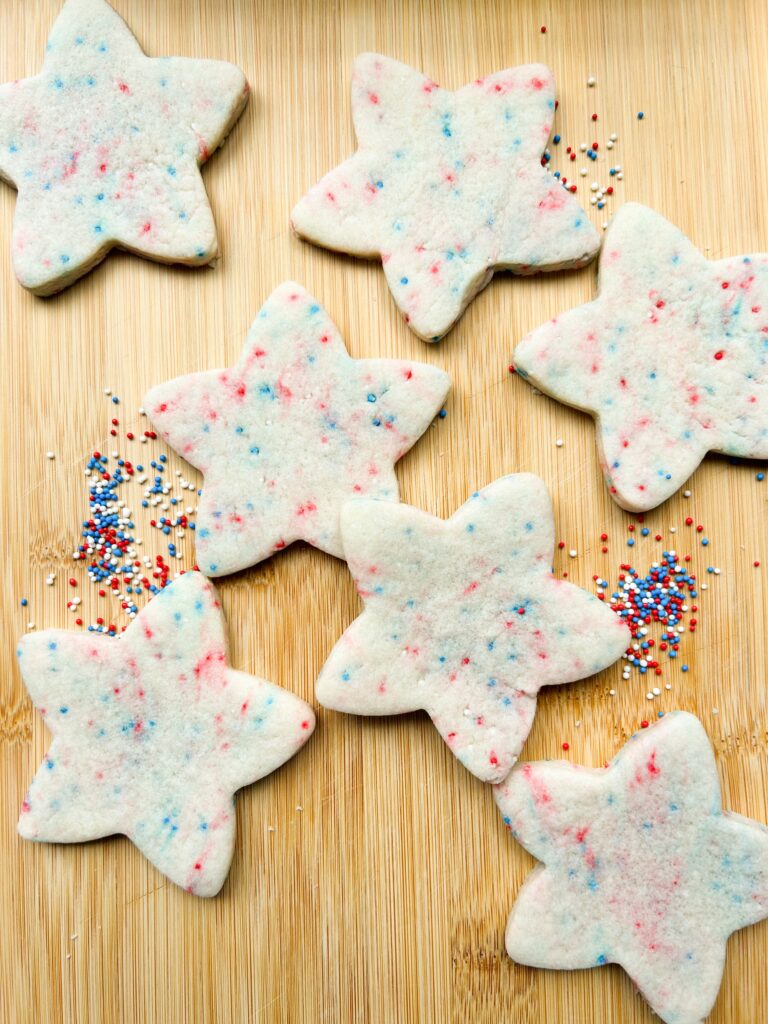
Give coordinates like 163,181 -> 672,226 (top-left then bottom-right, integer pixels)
539,72 -> 645,229
29,391 -> 200,636
590,513 -> 718,703
550,499 -> 725,720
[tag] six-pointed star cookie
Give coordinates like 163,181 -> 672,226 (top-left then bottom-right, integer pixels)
494,712 -> 768,1024
144,282 -> 450,576
513,202 -> 768,511
17,571 -> 315,897
316,475 -> 629,783
0,0 -> 249,294
291,53 -> 599,341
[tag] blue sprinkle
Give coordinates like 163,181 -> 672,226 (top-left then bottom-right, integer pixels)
637,111 -> 645,119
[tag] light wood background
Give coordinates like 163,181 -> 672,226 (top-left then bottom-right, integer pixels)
2,0 -> 768,1021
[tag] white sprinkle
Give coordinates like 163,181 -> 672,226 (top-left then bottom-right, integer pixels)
569,549 -> 577,558
27,622 -> 35,630
587,76 -> 596,86
609,688 -> 616,696
590,182 -> 599,192
670,526 -> 677,533
580,142 -> 587,152
606,140 -> 614,149
46,451 -> 55,460
580,167 -> 587,177
646,692 -> 654,700
714,568 -> 721,575
70,933 -> 78,941
296,805 -> 303,812
103,388 -> 111,395
665,684 -> 672,690
652,687 -> 661,696
590,197 -> 597,205
683,490 -> 691,497
616,172 -> 623,180
610,132 -> 618,141
555,439 -> 564,447
602,222 -> 608,230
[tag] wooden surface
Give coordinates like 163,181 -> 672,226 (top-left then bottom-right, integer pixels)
2,0 -> 768,1021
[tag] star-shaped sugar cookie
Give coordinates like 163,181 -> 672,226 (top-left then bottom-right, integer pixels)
291,54 -> 599,341
144,282 -> 450,576
513,203 -> 768,511
316,475 -> 629,783
0,0 -> 249,294
17,571 -> 314,896
495,712 -> 768,1024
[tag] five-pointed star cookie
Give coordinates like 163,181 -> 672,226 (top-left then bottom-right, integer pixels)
0,0 -> 249,295
17,571 -> 315,897
291,53 -> 599,341
316,475 -> 629,783
144,282 -> 450,576
494,711 -> 768,1024
513,202 -> 768,511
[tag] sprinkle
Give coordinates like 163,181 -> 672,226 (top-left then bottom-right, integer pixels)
46,451 -> 55,460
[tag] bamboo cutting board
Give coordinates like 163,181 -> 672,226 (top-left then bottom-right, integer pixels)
2,0 -> 768,1021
